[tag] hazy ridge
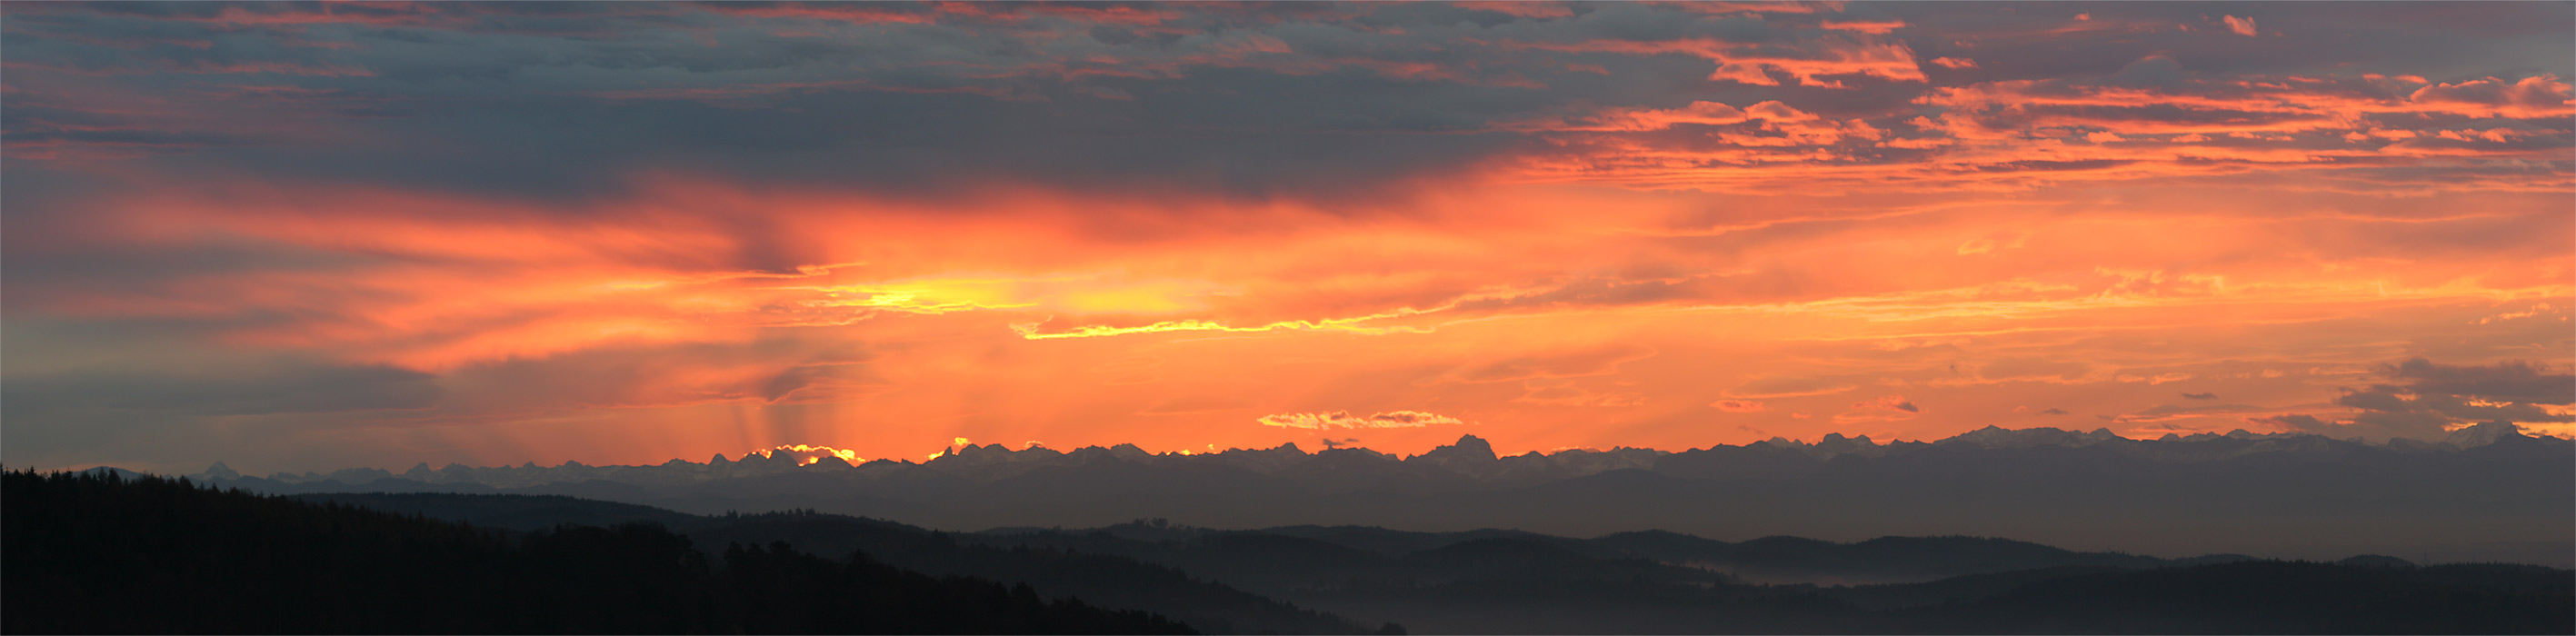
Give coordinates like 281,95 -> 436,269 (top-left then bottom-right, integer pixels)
181,423 -> 2576,567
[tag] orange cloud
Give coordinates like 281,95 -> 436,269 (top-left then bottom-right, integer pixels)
1833,394 -> 1920,423
1513,35 -> 1926,86
1819,20 -> 1906,35
2409,75 -> 2576,118
1257,410 -> 1469,430
4,2 -> 2571,475
1711,400 -> 1768,412
1725,376 -> 1860,399
2222,15 -> 2259,36
1453,1 -> 1574,19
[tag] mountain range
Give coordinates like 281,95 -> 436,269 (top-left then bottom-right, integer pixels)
188,423 -> 2575,567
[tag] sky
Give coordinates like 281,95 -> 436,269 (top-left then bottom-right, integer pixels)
3,1 -> 2571,474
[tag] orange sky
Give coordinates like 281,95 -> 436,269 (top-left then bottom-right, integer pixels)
4,2 -> 2570,473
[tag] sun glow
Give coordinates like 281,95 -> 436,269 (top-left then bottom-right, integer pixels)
4,0 -> 2568,475
753,444 -> 863,465
1010,306 -> 1447,340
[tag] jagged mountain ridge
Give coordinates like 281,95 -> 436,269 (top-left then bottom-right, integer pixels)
181,422 -> 2574,568
190,422 -> 2557,489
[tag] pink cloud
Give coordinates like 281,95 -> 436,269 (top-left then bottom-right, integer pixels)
1257,410 -> 1469,430
1453,1 -> 1575,19
1712,399 -> 1767,412
1513,35 -> 1926,87
2409,75 -> 2576,118
2222,15 -> 2259,36
1819,20 -> 1906,35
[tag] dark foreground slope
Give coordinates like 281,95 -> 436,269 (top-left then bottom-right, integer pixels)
1,470 -> 1192,635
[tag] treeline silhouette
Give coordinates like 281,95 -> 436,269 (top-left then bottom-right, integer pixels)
1,469 -> 1193,634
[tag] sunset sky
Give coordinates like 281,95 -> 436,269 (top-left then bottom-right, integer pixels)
5,1 -> 2571,474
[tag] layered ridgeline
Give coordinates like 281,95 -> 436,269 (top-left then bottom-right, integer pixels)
15,470 -> 2571,635
191,424 -> 2575,567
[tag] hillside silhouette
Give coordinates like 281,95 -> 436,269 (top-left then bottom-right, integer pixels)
2,469 -> 1194,634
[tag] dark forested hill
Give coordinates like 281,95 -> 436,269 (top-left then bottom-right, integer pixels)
1,469 -> 1193,634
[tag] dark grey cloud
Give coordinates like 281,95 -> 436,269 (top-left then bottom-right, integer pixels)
1880,1 -> 2575,81
435,336 -> 881,413
2181,392 -> 2218,400
2378,357 -> 2574,405
2248,413 -> 2331,432
2258,358 -> 2576,441
5,0 -> 2565,204
2,1 -> 2571,472
4,363 -> 440,418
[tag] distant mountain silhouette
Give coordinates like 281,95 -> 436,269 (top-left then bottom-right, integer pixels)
2,469 -> 1194,634
184,425 -> 2576,567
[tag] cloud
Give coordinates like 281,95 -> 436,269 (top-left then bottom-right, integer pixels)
1834,393 -> 1918,423
2222,15 -> 2258,37
1819,20 -> 1906,35
1451,1 -> 1575,19
2181,392 -> 2218,400
2117,402 -> 2278,423
1138,394 -> 1254,416
2119,373 -> 2196,385
4,362 -> 440,419
1513,379 -> 1648,407
2377,357 -> 2574,404
1935,358 -> 2112,386
4,1 -> 2572,472
2259,358 -> 2576,441
1510,34 -> 1927,87
2248,413 -> 2331,432
2408,75 -> 2576,118
1724,375 -> 1859,399
1256,410 -> 1470,430
1711,399 -> 1766,412
1854,394 -> 1920,412
1427,344 -> 1658,384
